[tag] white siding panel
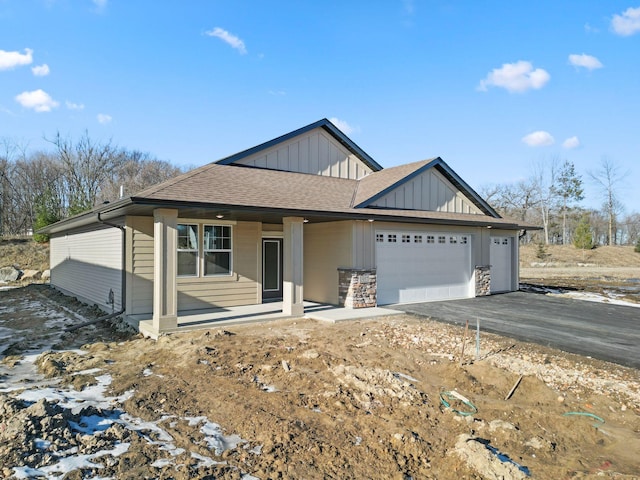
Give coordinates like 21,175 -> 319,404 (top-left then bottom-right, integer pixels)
230,128 -> 374,179
51,225 -> 123,311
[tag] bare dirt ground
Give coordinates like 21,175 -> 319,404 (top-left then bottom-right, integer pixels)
1,283 -> 639,479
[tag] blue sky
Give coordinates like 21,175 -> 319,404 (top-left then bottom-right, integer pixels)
2,1 -> 639,213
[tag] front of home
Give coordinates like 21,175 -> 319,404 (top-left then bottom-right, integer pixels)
42,119 -> 531,336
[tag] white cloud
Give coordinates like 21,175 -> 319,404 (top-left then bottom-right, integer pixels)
0,48 -> 33,70
15,89 -> 59,112
66,100 -> 85,110
97,113 -> 112,124
329,117 -> 358,135
268,90 -> 286,96
568,53 -> 603,70
31,64 -> 50,76
522,131 -> 555,147
562,136 -> 580,149
584,23 -> 599,33
611,6 -> 640,36
205,27 -> 247,54
478,61 -> 550,93
92,0 -> 108,11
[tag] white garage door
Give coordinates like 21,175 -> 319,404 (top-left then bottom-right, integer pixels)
376,231 -> 473,305
490,236 -> 512,293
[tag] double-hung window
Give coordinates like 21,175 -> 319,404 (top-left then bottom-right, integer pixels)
204,225 -> 232,276
177,224 -> 198,276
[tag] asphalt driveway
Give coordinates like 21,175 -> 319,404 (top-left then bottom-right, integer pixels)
389,291 -> 640,369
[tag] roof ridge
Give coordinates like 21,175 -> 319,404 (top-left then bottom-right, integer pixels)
132,162 -> 218,198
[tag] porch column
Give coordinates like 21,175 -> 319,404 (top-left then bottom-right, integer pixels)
282,216 -> 304,316
153,208 -> 178,333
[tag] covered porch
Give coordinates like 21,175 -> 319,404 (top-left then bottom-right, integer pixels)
132,301 -> 401,339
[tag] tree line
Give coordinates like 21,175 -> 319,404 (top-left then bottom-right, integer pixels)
0,132 -> 183,240
1,132 -> 637,249
481,156 -> 638,247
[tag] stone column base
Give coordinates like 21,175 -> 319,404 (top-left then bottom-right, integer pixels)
338,268 -> 377,309
475,266 -> 491,296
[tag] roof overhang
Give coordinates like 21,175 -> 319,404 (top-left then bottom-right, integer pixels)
39,195 -> 534,235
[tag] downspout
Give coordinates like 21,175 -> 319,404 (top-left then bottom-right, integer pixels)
65,212 -> 127,332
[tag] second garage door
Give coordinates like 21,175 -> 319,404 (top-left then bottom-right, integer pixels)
376,231 -> 474,305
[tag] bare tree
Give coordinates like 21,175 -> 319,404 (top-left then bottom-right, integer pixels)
97,150 -> 183,203
588,157 -> 628,246
48,131 -> 126,214
532,157 -> 560,244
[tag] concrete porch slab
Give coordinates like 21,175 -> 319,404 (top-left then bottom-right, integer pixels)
131,302 -> 402,338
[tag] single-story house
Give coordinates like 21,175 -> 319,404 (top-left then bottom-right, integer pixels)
41,119 -> 534,336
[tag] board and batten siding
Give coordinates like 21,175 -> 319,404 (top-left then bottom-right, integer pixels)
231,128 -> 372,180
370,169 -> 482,214
50,223 -> 123,312
126,216 -> 154,315
177,221 -> 261,311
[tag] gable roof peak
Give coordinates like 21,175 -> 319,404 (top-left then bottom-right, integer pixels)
215,118 -> 382,172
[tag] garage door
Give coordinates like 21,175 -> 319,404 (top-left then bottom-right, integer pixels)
490,236 -> 512,293
376,231 -> 473,305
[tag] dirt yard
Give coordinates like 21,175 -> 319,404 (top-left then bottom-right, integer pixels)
1,284 -> 639,479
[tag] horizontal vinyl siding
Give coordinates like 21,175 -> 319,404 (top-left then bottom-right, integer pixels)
371,169 -> 482,214
129,216 -> 154,315
232,128 -> 372,180
304,221 -> 353,304
50,224 -> 123,311
177,221 -> 260,311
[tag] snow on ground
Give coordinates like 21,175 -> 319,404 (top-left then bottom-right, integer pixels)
0,292 -> 260,479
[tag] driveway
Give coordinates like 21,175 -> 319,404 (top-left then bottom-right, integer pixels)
389,291 -> 640,369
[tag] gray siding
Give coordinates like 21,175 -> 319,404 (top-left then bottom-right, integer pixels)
370,169 -> 482,214
127,216 -> 154,315
50,223 -> 123,311
177,221 -> 261,311
304,221 -> 353,304
231,128 -> 372,180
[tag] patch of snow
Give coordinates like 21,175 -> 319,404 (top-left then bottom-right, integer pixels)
151,458 -> 174,468
549,291 -> 640,308
191,452 -> 226,468
34,438 -> 52,450
185,416 -> 246,455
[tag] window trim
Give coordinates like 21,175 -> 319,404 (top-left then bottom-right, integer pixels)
203,224 -> 233,277
177,223 -> 199,277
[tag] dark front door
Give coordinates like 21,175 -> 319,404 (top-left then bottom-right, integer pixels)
262,238 -> 283,300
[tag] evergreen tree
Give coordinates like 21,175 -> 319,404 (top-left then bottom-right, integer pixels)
573,216 -> 594,251
554,160 -> 584,244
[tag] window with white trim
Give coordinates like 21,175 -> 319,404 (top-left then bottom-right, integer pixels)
450,236 -> 458,244
502,238 -> 509,245
427,235 -> 435,244
460,236 -> 468,244
204,225 -> 232,276
402,234 -> 411,243
388,234 -> 397,243
177,224 -> 198,276
438,236 -> 446,244
376,233 -> 384,243
414,235 -> 423,243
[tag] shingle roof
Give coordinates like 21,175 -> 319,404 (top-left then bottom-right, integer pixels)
131,163 -> 526,228
134,163 -> 359,212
